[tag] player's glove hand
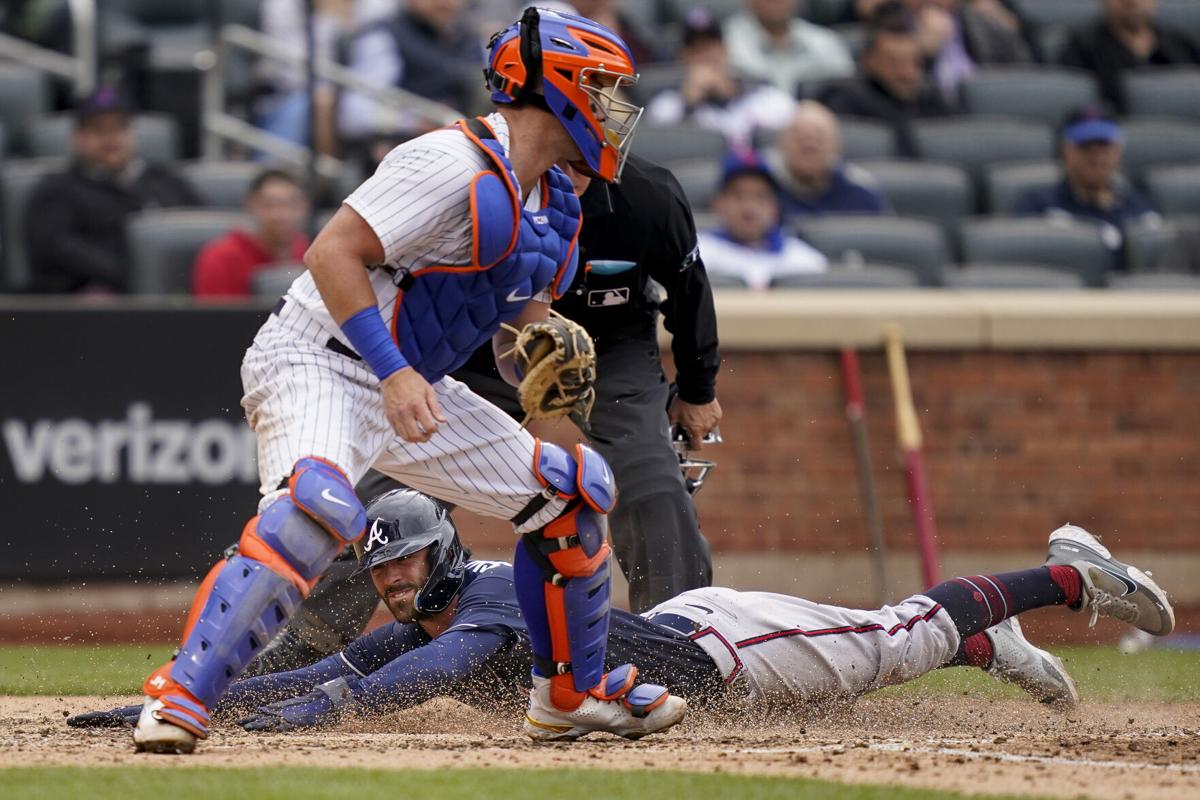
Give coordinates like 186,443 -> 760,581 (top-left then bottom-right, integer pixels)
238,677 -> 360,733
502,310 -> 597,430
66,703 -> 143,728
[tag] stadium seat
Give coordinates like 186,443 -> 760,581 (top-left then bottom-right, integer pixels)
1010,0 -> 1095,29
26,112 -> 182,163
1124,219 -> 1178,273
180,161 -> 260,209
985,161 -> 1062,215
1145,164 -> 1200,217
1159,0 -> 1200,38
913,118 -> 1054,179
794,216 -> 948,286
1125,69 -> 1200,121
854,160 -> 972,240
0,64 -> 50,156
769,264 -> 920,289
946,263 -> 1086,289
630,124 -> 727,166
838,117 -> 897,161
668,159 -> 722,212
960,217 -> 1110,287
1109,272 -> 1200,291
1120,119 -> 1200,185
1,157 -> 65,291
807,0 -> 854,25
251,263 -> 306,298
961,68 -> 1098,125
631,63 -> 685,106
127,209 -> 247,294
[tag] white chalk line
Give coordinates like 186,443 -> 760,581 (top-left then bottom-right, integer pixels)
740,742 -> 1200,774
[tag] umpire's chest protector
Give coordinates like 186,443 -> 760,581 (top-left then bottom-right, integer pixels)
391,117 -> 582,382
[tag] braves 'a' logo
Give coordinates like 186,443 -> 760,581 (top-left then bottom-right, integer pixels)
363,519 -> 389,553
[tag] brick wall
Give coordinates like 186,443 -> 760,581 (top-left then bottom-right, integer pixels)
453,350 -> 1200,555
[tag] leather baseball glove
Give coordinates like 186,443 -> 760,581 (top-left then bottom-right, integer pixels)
503,310 -> 597,429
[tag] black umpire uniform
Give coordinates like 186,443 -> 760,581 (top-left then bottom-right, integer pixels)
452,152 -> 721,612
243,155 -> 721,676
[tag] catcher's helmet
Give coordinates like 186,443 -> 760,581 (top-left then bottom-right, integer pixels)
356,489 -> 468,614
484,6 -> 643,182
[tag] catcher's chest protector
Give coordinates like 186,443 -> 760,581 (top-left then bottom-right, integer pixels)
391,117 -> 582,382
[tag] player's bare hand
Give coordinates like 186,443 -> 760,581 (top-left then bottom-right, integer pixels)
669,397 -> 722,451
381,368 -> 447,443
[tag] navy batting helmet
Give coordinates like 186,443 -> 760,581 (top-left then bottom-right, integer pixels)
357,489 -> 468,614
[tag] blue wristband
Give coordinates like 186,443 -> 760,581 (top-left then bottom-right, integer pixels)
339,307 -> 409,381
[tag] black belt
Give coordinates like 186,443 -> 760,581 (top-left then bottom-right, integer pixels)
271,297 -> 363,362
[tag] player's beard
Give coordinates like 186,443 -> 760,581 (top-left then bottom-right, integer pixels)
383,582 -> 422,623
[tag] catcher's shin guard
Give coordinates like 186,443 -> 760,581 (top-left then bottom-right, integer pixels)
513,441 -> 616,711
144,458 -> 366,734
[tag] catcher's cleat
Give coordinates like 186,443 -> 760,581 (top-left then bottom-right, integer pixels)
983,617 -> 1079,708
523,671 -> 687,742
132,697 -> 200,755
1045,524 -> 1175,636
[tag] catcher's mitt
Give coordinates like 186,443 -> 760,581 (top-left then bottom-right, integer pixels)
503,310 -> 597,429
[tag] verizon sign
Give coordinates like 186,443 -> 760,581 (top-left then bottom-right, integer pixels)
0,306 -> 269,579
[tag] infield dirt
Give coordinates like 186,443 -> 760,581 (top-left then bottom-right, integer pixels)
2,695 -> 1197,799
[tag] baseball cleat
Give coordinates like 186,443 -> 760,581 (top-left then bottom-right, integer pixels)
1045,524 -> 1175,636
984,617 -> 1078,708
523,675 -> 687,742
132,697 -> 199,755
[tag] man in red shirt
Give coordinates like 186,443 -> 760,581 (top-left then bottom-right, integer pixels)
192,169 -> 310,297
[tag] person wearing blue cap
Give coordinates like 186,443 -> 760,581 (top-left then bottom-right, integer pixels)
1014,106 -> 1161,275
698,148 -> 828,289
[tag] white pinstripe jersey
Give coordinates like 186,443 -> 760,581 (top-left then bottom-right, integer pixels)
281,112 -> 551,347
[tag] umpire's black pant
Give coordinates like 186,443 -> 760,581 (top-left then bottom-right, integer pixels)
452,330 -> 713,612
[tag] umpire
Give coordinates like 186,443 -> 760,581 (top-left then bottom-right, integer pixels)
453,152 -> 722,612
242,153 -> 721,675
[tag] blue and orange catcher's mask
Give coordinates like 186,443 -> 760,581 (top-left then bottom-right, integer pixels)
484,7 -> 643,183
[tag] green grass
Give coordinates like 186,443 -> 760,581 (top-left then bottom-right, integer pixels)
1,643 -> 1196,701
879,645 -> 1200,703
0,767 -> 1048,800
0,645 -> 175,696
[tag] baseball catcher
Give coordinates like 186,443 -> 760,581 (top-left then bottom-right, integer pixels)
72,489 -> 1175,737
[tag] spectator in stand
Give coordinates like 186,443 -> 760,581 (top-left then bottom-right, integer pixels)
1060,0 -> 1200,114
255,0 -> 398,152
857,0 -> 1031,102
645,8 -> 795,148
698,150 -> 828,290
192,170 -> 310,298
24,88 -> 198,295
1014,107 -> 1161,273
819,5 -> 954,157
338,0 -> 482,145
774,101 -> 891,218
723,0 -> 855,96
570,0 -> 665,65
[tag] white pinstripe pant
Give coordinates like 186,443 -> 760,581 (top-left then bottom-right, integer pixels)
240,306 -> 565,531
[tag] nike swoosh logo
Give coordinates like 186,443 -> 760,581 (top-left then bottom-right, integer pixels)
507,287 -> 531,303
684,603 -> 714,615
1098,566 -> 1138,596
321,488 -> 352,508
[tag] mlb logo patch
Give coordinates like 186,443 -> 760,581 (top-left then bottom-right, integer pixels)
588,288 -> 630,307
